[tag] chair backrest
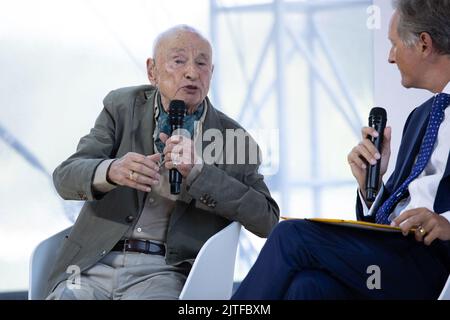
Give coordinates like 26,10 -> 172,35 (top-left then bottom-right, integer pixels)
179,221 -> 241,300
438,275 -> 450,300
28,227 -> 72,300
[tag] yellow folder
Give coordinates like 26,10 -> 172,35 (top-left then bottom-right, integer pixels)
281,217 -> 415,233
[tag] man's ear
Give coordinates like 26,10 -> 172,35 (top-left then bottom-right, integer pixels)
418,32 -> 434,57
147,58 -> 157,85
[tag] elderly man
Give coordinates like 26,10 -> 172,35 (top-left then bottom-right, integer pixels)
233,0 -> 450,300
46,25 -> 279,300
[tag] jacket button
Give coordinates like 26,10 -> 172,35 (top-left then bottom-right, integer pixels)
125,215 -> 135,223
78,192 -> 88,200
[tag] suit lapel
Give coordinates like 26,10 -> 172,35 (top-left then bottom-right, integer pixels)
435,151 -> 450,213
131,89 -> 156,209
443,152 -> 450,179
391,101 -> 432,190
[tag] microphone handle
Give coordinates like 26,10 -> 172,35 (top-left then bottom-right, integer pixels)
365,123 -> 385,202
169,124 -> 182,195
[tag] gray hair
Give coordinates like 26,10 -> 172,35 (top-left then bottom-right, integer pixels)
392,0 -> 450,55
152,25 -> 211,60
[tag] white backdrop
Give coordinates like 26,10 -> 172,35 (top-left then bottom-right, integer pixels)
0,0 -> 210,292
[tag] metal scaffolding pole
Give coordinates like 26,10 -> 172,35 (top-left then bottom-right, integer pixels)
210,0 -> 372,272
210,0 -> 370,210
273,0 -> 289,214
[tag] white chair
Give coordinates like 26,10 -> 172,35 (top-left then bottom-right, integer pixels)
29,227 -> 72,300
29,222 -> 241,300
179,221 -> 241,300
438,275 -> 450,300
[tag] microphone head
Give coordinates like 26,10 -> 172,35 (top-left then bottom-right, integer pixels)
169,100 -> 186,126
369,107 -> 387,120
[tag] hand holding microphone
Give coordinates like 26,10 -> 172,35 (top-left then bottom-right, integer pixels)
159,100 -> 198,195
348,108 -> 392,204
365,108 -> 388,202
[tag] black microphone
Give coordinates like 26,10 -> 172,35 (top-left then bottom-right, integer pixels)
365,107 -> 387,202
168,100 -> 186,195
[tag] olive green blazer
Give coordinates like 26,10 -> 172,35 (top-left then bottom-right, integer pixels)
46,85 -> 279,296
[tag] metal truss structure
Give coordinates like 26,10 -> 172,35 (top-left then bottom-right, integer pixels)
209,0 -> 372,273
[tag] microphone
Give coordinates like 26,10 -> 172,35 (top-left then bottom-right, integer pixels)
365,107 -> 387,202
168,100 -> 186,195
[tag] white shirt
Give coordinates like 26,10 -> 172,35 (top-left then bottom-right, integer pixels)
361,82 -> 450,223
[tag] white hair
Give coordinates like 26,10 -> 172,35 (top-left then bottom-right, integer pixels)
152,25 -> 211,60
393,0 -> 450,54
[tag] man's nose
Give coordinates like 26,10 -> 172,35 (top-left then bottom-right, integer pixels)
184,62 -> 199,80
388,48 -> 396,64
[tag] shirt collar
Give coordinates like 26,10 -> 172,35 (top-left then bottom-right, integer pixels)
441,81 -> 450,95
153,91 -> 207,120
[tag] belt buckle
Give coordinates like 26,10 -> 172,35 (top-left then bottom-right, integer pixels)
148,242 -> 158,254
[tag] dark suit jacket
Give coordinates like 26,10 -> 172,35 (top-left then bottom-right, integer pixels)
357,97 -> 450,221
47,85 -> 280,295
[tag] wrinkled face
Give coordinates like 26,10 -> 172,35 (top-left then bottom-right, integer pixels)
147,31 -> 214,113
388,12 -> 424,89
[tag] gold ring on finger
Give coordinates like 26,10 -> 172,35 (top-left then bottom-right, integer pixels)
418,226 -> 427,236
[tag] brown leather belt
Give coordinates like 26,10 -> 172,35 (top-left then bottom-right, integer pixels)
111,239 -> 166,256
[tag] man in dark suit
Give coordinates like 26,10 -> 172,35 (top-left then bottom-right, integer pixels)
232,0 -> 450,300
46,25 -> 279,299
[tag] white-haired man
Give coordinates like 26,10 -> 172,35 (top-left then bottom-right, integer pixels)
47,25 -> 279,300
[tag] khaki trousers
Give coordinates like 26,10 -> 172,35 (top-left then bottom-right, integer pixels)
46,251 -> 190,300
